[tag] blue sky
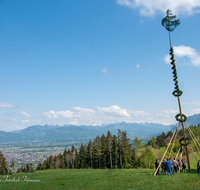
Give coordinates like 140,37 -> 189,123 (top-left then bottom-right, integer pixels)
1,0 -> 200,131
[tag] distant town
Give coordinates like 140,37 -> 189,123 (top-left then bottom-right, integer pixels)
0,140 -> 87,170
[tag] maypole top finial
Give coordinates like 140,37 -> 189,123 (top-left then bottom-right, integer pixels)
162,9 -> 180,32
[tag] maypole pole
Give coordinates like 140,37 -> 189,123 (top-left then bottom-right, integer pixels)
162,9 -> 191,172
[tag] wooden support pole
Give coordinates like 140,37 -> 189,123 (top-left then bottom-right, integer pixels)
177,97 -> 191,172
179,149 -> 183,173
154,123 -> 179,176
175,148 -> 181,160
169,126 -> 179,158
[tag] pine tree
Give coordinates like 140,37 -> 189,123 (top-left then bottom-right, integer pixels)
48,155 -> 54,169
112,135 -> 118,168
0,151 -> 8,175
10,161 -> 15,170
117,130 -> 123,168
94,136 -> 102,169
37,163 -> 42,170
100,134 -> 107,169
87,140 -> 93,169
106,131 -> 113,169
79,143 -> 86,169
121,131 -> 131,168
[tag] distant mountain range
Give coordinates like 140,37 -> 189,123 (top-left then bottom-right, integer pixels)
187,113 -> 200,126
0,113 -> 199,144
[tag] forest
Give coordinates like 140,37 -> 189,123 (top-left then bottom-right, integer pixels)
35,124 -> 200,171
1,124 -> 200,175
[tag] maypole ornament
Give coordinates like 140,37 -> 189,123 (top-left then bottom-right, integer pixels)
162,9 -> 180,32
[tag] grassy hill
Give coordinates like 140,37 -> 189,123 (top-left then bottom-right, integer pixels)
0,169 -> 199,190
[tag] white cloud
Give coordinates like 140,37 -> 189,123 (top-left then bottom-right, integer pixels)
19,111 -> 31,117
0,102 -> 16,108
73,107 -> 95,114
131,110 -> 150,117
97,105 -> 130,117
43,110 -> 76,119
136,64 -> 140,68
23,105 -> 200,126
164,45 -> 200,66
116,0 -> 200,16
101,68 -> 107,72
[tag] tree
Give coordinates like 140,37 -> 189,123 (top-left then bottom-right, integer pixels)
106,131 -> 113,169
100,134 -> 107,169
87,140 -> 93,169
79,143 -> 87,169
94,136 -> 102,169
37,163 -> 42,170
147,136 -> 157,148
112,135 -> 118,168
10,161 -> 15,170
0,151 -> 8,175
121,131 -> 131,168
117,130 -> 123,168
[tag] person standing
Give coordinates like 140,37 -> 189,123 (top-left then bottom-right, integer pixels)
181,160 -> 187,173
197,160 -> 200,174
155,159 -> 159,175
161,160 -> 165,174
172,158 -> 178,174
177,159 -> 180,173
166,159 -> 172,176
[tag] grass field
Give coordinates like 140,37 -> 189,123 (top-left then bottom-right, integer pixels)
0,168 -> 199,190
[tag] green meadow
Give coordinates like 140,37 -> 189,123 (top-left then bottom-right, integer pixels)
0,169 -> 199,190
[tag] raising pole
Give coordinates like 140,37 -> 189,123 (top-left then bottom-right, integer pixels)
154,123 -> 179,176
175,147 -> 181,160
169,124 -> 179,158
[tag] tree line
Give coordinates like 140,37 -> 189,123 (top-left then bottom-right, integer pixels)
37,129 -> 157,170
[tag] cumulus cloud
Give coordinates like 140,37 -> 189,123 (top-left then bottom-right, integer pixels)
43,110 -> 76,119
136,64 -> 140,68
19,111 -> 31,117
131,110 -> 150,117
116,0 -> 200,16
97,105 -> 130,117
73,107 -> 95,114
164,45 -> 200,66
101,68 -> 107,72
0,102 -> 16,108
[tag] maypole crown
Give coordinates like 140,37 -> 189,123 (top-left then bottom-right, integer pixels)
162,9 -> 180,32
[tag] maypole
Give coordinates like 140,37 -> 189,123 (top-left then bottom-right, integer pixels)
154,10 -> 196,176
161,9 -> 191,172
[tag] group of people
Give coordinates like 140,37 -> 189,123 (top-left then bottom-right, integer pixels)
155,158 -> 187,176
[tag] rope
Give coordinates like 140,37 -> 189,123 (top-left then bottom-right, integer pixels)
188,145 -> 199,161
185,123 -> 200,148
185,124 -> 200,156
